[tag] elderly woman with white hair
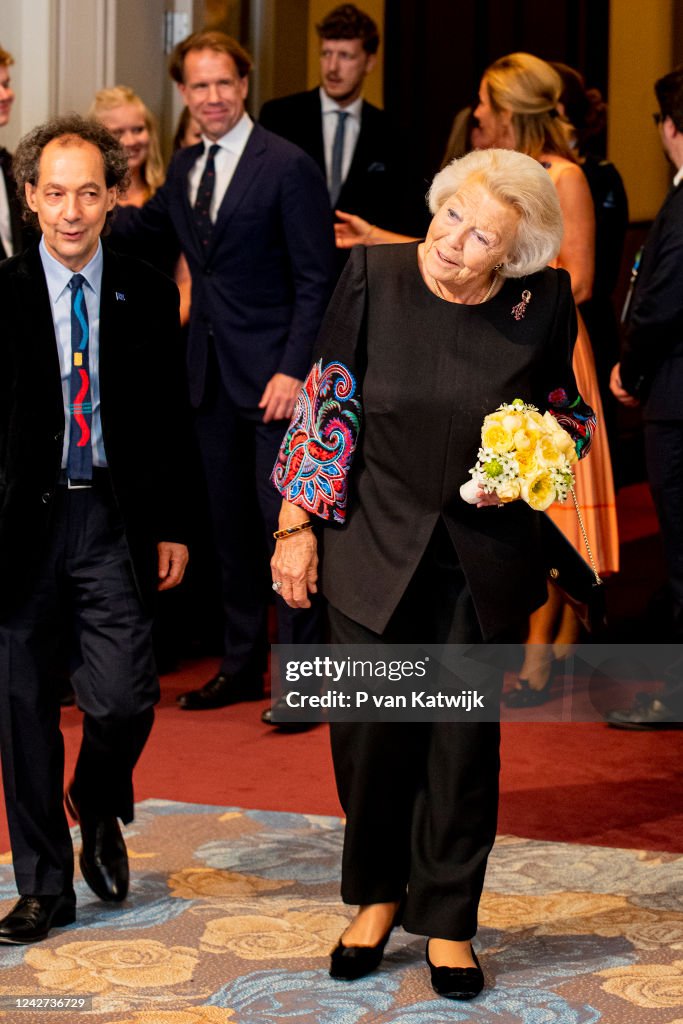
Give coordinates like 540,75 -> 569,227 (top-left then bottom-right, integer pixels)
270,148 -> 595,1000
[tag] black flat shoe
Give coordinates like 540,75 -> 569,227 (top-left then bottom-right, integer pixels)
329,903 -> 403,980
65,787 -> 129,903
0,892 -> 76,944
426,941 -> 485,1000
177,672 -> 264,710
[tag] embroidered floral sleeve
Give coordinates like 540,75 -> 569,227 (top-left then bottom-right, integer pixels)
546,387 -> 596,459
271,359 -> 362,523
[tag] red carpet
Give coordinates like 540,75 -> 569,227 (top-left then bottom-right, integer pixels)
0,482 -> 681,856
131,676 -> 683,853
0,663 -> 680,855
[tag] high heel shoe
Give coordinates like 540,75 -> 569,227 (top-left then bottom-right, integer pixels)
503,658 -> 561,708
503,677 -> 553,707
426,940 -> 485,1000
329,901 -> 403,981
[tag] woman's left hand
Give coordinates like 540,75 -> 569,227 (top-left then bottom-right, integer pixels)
460,479 -> 507,508
475,488 -> 506,508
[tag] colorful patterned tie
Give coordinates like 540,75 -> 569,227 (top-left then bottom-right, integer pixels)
329,110 -> 349,207
193,143 -> 220,249
67,273 -> 92,481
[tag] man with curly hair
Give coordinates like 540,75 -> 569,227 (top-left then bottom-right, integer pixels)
0,116 -> 191,942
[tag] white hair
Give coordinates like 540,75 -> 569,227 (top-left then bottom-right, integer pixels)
427,148 -> 563,277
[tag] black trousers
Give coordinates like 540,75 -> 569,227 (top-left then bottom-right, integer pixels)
193,377 -> 322,677
0,480 -> 158,895
328,520 -> 502,941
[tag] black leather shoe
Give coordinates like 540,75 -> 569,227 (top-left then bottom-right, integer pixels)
0,893 -> 76,944
177,672 -> 264,710
329,903 -> 403,980
65,788 -> 129,902
261,699 -> 316,732
426,941 -> 485,1000
606,694 -> 683,730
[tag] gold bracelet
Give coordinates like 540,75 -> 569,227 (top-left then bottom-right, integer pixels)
273,521 -> 314,540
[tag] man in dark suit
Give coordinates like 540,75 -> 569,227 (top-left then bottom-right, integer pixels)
114,32 -> 336,712
609,65 -> 683,729
259,4 -> 426,247
0,45 -> 31,261
0,115 -> 190,942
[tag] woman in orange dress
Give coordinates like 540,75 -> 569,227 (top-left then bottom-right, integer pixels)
471,53 -> 618,697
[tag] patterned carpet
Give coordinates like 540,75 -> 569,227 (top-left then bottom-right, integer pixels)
0,800 -> 681,1023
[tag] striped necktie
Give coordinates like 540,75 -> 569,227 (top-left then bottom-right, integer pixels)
193,143 -> 220,249
67,273 -> 92,482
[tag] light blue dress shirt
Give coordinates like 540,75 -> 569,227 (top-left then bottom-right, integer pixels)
39,237 -> 107,469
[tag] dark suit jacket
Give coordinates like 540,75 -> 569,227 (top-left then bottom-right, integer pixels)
111,123 -> 336,410
259,88 -> 428,237
0,243 -> 192,618
620,180 -> 683,419
0,147 -> 30,260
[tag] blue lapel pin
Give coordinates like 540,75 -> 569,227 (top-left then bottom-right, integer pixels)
115,291 -> 126,302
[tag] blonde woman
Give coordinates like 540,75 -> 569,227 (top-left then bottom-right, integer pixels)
90,86 -> 191,325
89,86 -> 164,205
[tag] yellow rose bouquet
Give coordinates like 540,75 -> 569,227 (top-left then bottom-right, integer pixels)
460,399 -> 578,511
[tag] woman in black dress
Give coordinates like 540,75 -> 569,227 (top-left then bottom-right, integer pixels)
270,148 -> 595,1000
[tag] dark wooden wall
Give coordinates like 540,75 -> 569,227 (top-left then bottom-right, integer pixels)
384,0 -> 609,184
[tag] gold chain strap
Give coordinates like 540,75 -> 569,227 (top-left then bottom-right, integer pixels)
570,486 -> 603,586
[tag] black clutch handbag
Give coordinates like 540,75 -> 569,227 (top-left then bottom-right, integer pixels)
539,503 -> 607,635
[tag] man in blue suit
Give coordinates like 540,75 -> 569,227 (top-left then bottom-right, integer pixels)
609,65 -> 683,729
117,31 -> 336,710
